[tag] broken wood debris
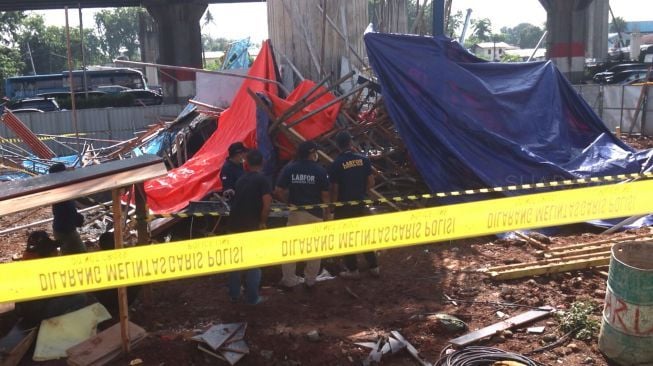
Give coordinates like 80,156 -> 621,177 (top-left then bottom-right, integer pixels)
66,321 -> 147,366
487,234 -> 653,280
190,323 -> 248,365
0,325 -> 37,366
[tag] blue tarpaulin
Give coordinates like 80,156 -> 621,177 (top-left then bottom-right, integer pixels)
364,33 -> 653,227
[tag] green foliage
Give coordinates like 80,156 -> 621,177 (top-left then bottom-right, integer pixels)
202,35 -> 232,52
609,16 -> 626,34
0,11 -> 26,45
500,53 -> 523,62
94,7 -> 142,60
471,18 -> 492,42
556,300 -> 600,340
0,46 -> 24,95
18,14 -> 106,74
500,23 -> 545,48
204,58 -> 222,71
447,10 -> 464,39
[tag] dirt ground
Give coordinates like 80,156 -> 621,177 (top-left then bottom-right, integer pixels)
1,136 -> 652,366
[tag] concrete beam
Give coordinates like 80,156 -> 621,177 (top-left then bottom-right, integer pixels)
0,0 -> 262,11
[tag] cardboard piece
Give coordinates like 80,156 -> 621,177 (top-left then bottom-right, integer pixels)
33,303 -> 112,361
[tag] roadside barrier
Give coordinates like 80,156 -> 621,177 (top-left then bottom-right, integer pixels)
1,179 -> 653,303
142,172 -> 653,219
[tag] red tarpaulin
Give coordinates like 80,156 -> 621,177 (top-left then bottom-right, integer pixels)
144,40 -> 278,213
267,80 -> 341,160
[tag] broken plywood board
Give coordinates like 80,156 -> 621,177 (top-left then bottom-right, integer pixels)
66,321 -> 146,366
449,306 -> 553,347
33,303 -> 112,361
0,326 -> 37,366
201,323 -> 244,351
221,340 -> 249,354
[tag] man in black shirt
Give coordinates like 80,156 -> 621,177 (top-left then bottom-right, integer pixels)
49,163 -> 86,254
275,141 -> 330,290
328,132 -> 379,279
221,142 -> 248,200
227,149 -> 271,304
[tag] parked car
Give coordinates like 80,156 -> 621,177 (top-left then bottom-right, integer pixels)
606,69 -> 650,84
120,89 -> 163,106
37,91 -> 107,100
11,108 -> 45,114
97,85 -> 130,94
5,97 -> 60,112
593,63 -> 648,83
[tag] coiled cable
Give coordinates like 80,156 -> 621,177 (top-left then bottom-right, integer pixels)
434,345 -> 544,366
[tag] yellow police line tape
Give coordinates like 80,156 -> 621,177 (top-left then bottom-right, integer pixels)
2,179 -> 652,303
0,133 -> 87,144
142,172 -> 653,219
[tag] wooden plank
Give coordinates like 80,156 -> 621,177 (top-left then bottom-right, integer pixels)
0,326 -> 37,366
449,307 -> 553,347
490,257 -> 610,280
112,188 -> 130,355
0,155 -> 162,201
545,245 -> 613,258
542,233 -> 651,254
66,322 -> 146,366
0,163 -> 166,216
134,183 -> 152,306
487,251 -> 611,272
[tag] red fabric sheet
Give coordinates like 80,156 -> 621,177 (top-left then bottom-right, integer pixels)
267,80 -> 341,160
144,40 -> 278,213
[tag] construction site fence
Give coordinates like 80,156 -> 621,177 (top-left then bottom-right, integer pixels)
0,104 -> 184,156
574,84 -> 653,135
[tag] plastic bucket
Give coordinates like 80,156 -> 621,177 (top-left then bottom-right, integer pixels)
598,241 -> 653,365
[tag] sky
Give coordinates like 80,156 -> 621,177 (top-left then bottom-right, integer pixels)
33,0 -> 651,42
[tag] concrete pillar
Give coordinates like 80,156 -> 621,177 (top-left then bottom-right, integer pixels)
545,0 -> 591,83
145,1 -> 207,103
138,11 -> 160,89
585,0 -> 609,62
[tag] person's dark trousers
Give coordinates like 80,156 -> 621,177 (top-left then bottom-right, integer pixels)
334,206 -> 378,271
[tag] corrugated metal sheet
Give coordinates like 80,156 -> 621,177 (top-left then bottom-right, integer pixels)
0,104 -> 183,156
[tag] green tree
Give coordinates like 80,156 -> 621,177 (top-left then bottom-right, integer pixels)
0,11 -> 26,45
17,14 -> 106,74
94,7 -> 142,60
609,16 -> 626,34
499,23 -> 544,48
471,18 -> 492,42
202,35 -> 231,52
447,10 -> 464,39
